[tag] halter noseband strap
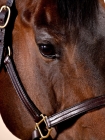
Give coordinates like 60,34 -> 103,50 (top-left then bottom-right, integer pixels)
1,1 -> 105,140
46,95 -> 105,128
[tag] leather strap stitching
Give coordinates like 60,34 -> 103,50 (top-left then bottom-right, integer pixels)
46,95 -> 105,128
4,56 -> 41,122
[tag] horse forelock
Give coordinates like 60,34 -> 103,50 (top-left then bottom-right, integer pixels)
32,0 -> 99,39
57,0 -> 99,29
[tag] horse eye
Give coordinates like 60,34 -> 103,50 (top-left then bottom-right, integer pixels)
38,44 -> 57,59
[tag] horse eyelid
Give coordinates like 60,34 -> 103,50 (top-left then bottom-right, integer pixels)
40,52 -> 60,59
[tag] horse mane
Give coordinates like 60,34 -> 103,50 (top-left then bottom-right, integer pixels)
57,0 -> 99,29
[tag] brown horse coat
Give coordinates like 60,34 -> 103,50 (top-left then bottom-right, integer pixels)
1,0 -> 105,139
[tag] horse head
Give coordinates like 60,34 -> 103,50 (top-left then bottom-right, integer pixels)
1,0 -> 105,140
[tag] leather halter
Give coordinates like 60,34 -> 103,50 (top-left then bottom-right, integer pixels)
1,0 -> 105,140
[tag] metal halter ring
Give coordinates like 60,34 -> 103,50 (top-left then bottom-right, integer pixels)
0,5 -> 11,28
35,114 -> 52,140
8,46 -> 11,56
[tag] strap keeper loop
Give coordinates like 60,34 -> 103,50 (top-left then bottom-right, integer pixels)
0,5 -> 11,28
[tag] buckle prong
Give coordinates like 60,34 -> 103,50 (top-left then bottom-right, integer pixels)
35,114 -> 52,140
0,5 -> 11,28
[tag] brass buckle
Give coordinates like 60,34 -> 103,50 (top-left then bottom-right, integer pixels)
0,5 -> 11,28
35,114 -> 52,140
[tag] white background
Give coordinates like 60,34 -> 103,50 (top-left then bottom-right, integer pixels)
0,115 -> 20,140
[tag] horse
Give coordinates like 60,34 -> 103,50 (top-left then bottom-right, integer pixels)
1,0 -> 105,139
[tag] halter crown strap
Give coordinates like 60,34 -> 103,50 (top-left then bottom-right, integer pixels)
0,0 -> 14,67
6,0 -> 14,7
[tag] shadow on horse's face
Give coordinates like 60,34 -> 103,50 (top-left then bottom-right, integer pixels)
1,0 -> 105,140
